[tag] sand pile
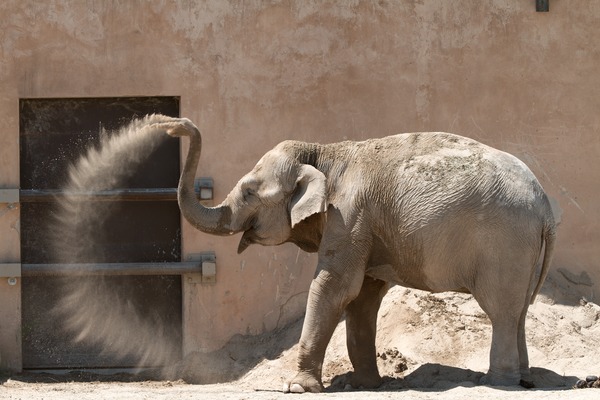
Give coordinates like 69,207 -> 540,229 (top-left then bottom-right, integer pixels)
173,272 -> 599,393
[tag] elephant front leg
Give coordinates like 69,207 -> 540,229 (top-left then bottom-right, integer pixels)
283,268 -> 366,393
345,276 -> 389,389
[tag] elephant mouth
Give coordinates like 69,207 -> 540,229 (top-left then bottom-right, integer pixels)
237,217 -> 288,254
237,216 -> 258,254
237,226 -> 285,254
237,228 -> 259,254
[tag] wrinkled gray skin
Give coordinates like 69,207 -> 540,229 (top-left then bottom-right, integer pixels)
153,116 -> 556,393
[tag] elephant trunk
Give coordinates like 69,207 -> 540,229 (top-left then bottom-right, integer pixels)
173,121 -> 235,236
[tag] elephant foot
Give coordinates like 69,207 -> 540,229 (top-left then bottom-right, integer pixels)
479,370 -> 521,387
283,372 -> 323,393
349,371 -> 383,389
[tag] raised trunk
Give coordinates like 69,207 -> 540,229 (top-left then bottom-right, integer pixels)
177,128 -> 234,235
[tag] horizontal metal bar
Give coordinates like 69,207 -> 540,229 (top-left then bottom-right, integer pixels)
19,188 -> 178,203
21,262 -> 201,277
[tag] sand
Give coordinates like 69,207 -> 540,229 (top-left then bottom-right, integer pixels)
2,273 -> 599,399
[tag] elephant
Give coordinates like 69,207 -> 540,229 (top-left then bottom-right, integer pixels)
152,115 -> 556,393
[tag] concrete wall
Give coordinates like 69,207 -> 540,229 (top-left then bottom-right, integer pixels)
1,0 -> 599,370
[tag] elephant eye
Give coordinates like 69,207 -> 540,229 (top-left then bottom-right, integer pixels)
240,177 -> 260,202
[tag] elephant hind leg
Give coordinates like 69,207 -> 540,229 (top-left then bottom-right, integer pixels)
477,310 -> 522,386
517,251 -> 544,388
518,299 -> 535,388
483,301 -> 534,388
472,279 -> 530,386
345,276 -> 389,389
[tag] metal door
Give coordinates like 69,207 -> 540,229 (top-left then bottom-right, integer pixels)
19,97 -> 185,369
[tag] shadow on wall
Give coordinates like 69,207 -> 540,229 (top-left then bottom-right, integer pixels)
540,271 -> 596,307
538,198 -> 596,307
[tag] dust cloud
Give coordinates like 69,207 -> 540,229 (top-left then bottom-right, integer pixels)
49,115 -> 182,369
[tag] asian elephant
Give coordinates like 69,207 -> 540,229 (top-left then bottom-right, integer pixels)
152,115 -> 556,392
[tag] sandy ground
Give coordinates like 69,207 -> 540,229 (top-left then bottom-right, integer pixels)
2,274 -> 599,399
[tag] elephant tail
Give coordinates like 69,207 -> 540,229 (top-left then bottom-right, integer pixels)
529,221 -> 557,304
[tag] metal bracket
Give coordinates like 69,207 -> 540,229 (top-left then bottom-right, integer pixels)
0,263 -> 21,278
0,189 -> 19,203
194,177 -> 214,207
536,0 -> 549,12
185,252 -> 217,284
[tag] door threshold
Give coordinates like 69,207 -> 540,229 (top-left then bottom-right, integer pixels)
19,367 -> 167,381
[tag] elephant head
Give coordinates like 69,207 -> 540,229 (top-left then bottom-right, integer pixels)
165,120 -> 328,254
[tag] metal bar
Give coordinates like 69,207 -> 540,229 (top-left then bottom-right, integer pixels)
19,188 -> 178,203
21,262 -> 201,277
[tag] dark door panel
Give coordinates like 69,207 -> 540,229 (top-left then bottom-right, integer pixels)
22,275 -> 182,369
20,97 -> 183,369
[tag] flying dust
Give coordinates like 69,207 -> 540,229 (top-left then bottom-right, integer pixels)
48,115 -> 186,371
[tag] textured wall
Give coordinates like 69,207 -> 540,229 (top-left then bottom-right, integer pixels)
1,0 -> 599,369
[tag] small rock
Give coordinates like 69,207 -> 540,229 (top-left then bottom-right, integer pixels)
585,375 -> 598,382
386,348 -> 399,358
394,362 -> 408,373
592,379 -> 600,388
575,379 -> 588,389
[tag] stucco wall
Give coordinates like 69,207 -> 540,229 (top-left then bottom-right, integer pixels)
1,0 -> 599,370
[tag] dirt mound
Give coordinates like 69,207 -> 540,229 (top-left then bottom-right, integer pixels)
172,274 -> 599,392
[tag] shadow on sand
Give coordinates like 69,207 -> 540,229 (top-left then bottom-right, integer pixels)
327,364 -> 578,393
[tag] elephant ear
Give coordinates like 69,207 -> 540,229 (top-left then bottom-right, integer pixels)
289,165 -> 328,228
